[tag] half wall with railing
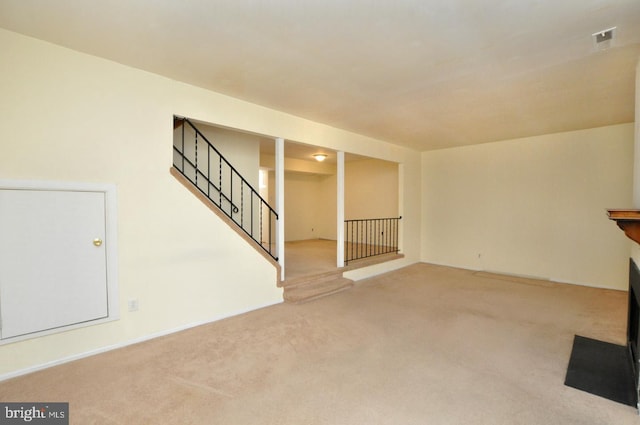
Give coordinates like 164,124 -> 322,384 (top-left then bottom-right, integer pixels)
173,117 -> 278,260
344,216 -> 401,265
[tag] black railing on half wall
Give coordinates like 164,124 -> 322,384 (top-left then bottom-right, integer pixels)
344,216 -> 401,265
173,117 -> 278,261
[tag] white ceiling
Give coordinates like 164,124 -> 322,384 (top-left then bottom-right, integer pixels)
1,0 -> 639,151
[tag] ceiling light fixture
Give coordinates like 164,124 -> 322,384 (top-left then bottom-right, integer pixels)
313,154 -> 328,162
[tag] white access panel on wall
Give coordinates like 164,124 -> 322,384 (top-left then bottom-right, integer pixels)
0,181 -> 119,342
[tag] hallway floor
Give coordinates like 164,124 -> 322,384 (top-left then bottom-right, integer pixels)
284,239 -> 338,280
284,238 -> 402,281
0,263 -> 635,424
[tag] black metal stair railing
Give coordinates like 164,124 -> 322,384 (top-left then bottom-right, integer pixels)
344,216 -> 401,265
173,117 -> 278,260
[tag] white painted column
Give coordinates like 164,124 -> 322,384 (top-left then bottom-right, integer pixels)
275,137 -> 285,280
337,151 -> 345,268
398,162 -> 404,254
633,57 -> 640,208
631,58 -> 640,264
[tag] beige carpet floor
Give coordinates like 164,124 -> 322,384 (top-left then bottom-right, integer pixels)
0,263 -> 637,424
284,239 -> 402,282
285,239 -> 338,279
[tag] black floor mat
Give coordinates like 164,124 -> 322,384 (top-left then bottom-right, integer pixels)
564,335 -> 637,407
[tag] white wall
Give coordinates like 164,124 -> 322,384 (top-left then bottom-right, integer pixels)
422,124 -> 634,290
267,156 -> 338,242
317,172 -> 337,239
196,124 -> 261,189
0,28 -> 421,378
345,158 -> 399,220
283,158 -> 400,241
284,171 -> 325,241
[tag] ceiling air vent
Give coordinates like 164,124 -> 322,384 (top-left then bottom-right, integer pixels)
592,27 -> 616,50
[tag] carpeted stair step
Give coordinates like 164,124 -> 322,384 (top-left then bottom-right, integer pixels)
279,270 -> 344,289
282,274 -> 354,303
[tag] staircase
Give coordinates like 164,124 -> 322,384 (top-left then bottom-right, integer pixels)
280,249 -> 405,303
172,116 -> 278,262
280,270 -> 354,303
172,116 -> 353,303
172,116 -> 402,304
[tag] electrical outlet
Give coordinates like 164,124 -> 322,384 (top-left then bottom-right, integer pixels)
128,299 -> 139,312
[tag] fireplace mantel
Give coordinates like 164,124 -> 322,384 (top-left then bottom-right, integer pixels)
607,209 -> 640,245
